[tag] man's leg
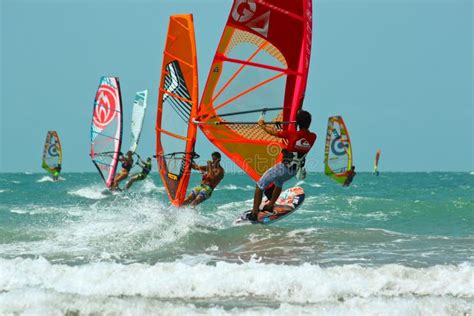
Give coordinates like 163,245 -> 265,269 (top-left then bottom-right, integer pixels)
182,190 -> 196,205
252,185 -> 264,216
190,194 -> 205,207
266,185 -> 282,210
252,164 -> 282,216
263,183 -> 275,200
112,172 -> 125,189
264,165 -> 295,210
125,176 -> 138,190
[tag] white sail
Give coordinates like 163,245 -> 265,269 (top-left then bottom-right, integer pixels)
129,90 -> 148,153
90,77 -> 123,188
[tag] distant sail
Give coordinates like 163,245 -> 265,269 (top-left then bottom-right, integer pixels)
324,116 -> 353,185
90,77 -> 123,188
42,131 -> 62,174
197,0 -> 313,181
373,149 -> 381,175
156,14 -> 199,206
129,90 -> 148,153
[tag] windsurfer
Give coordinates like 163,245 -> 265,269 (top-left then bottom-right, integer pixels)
124,156 -> 152,190
373,166 -> 379,176
373,149 -> 381,176
248,110 -> 316,221
182,152 -> 224,207
52,164 -> 61,181
112,151 -> 134,190
343,165 -> 356,187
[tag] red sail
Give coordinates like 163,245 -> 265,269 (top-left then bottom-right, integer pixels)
198,0 -> 313,181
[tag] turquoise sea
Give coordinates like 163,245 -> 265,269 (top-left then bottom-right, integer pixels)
0,172 -> 473,315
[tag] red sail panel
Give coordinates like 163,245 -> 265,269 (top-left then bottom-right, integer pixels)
198,0 -> 312,181
375,149 -> 381,166
156,14 -> 199,206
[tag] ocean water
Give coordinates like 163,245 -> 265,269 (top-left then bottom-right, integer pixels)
0,172 -> 473,315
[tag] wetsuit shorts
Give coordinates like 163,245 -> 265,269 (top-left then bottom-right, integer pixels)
191,184 -> 213,200
257,162 -> 296,190
135,173 -> 147,181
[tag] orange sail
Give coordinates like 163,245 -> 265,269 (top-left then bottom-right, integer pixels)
197,0 -> 313,181
155,14 -> 199,206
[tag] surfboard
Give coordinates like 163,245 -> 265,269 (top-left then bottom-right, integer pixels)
235,186 -> 305,225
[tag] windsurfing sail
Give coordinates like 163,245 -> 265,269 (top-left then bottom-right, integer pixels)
197,0 -> 313,181
90,76 -> 123,188
156,14 -> 199,206
324,116 -> 353,185
42,131 -> 62,174
129,90 -> 148,153
373,149 -> 381,175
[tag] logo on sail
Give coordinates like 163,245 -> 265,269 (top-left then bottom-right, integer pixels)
232,0 -> 256,22
48,143 -> 59,156
231,0 -> 270,38
295,138 -> 311,150
93,84 -> 117,129
331,136 -> 348,156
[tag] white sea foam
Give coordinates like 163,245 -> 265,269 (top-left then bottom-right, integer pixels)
37,175 -> 65,183
36,176 -> 54,183
286,228 -> 319,238
347,195 -> 365,205
10,209 -> 28,214
132,179 -> 165,193
365,228 -> 408,236
304,194 -> 334,206
205,245 -> 219,252
217,199 -> 253,211
363,211 -> 390,220
9,206 -> 59,216
0,197 -> 201,258
0,189 -> 6,193
0,290 -> 471,316
215,184 -> 254,191
214,199 -> 253,224
68,186 -> 110,200
0,258 -> 472,313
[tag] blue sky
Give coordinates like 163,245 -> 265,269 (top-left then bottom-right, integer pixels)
1,0 -> 472,172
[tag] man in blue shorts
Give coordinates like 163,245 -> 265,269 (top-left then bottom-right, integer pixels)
248,110 -> 317,221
